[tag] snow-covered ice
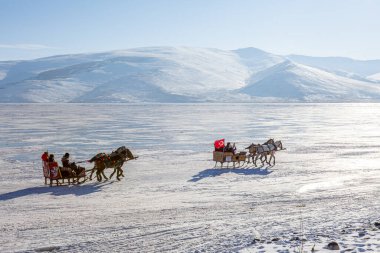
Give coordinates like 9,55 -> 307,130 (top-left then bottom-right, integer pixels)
0,103 -> 379,252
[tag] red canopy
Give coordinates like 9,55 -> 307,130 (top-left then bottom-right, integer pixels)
214,139 -> 225,149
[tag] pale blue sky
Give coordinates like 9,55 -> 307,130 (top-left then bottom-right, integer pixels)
0,0 -> 379,60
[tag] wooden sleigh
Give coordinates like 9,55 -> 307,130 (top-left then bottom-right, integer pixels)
42,161 -> 86,186
213,151 -> 247,168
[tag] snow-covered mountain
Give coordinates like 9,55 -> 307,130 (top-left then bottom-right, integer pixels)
240,61 -> 380,101
286,55 -> 380,78
1,46 -> 380,102
368,72 -> 380,82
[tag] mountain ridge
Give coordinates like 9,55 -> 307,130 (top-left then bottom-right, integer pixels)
1,46 -> 380,103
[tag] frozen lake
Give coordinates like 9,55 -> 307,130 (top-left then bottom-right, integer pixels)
0,103 -> 379,252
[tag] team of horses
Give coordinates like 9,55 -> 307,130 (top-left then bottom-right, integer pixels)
87,146 -> 137,182
245,138 -> 285,167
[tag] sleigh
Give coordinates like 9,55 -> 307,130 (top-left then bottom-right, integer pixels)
213,151 -> 247,168
42,161 -> 86,186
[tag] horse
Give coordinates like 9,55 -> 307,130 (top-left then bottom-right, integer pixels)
245,143 -> 259,167
257,143 -> 275,166
263,138 -> 283,150
88,146 -> 137,182
245,142 -> 274,166
261,138 -> 286,165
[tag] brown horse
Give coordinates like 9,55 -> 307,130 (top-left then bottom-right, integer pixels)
245,143 -> 259,166
88,146 -> 137,181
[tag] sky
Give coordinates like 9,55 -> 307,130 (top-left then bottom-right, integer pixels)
0,0 -> 379,61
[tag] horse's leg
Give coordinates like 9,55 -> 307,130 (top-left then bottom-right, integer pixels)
96,169 -> 102,182
116,167 -> 122,181
109,168 -> 116,179
259,154 -> 264,163
119,168 -> 124,177
101,169 -> 108,181
261,154 -> 266,165
270,151 -> 275,165
116,167 -> 125,179
89,168 -> 95,180
266,152 -> 270,164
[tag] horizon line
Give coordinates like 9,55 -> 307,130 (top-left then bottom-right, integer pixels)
1,45 -> 380,62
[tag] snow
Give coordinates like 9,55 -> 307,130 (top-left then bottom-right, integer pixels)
368,72 -> 380,81
233,47 -> 285,74
241,61 -> 380,101
286,55 -> 380,77
2,47 -> 380,103
0,103 -> 379,253
0,70 -> 6,80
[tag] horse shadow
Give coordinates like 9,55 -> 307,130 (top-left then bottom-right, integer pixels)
189,167 -> 273,182
0,181 -> 114,201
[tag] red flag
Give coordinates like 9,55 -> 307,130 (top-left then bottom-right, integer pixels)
214,139 -> 225,149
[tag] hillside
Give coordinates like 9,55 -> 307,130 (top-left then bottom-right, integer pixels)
1,47 -> 380,102
240,61 -> 380,101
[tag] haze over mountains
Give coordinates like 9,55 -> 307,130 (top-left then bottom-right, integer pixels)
1,46 -> 380,103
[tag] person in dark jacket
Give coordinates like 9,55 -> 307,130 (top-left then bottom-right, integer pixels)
61,153 -> 71,167
61,153 -> 84,177
60,153 -> 73,177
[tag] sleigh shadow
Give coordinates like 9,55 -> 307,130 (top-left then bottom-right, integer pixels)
189,167 -> 273,182
0,181 -> 114,201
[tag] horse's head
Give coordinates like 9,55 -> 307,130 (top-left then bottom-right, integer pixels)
125,148 -> 135,160
114,146 -> 136,160
274,140 -> 283,150
115,146 -> 127,154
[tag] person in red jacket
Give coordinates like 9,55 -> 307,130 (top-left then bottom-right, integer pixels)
41,151 -> 49,162
48,154 -> 58,169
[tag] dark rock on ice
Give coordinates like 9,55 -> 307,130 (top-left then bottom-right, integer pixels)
327,241 -> 340,250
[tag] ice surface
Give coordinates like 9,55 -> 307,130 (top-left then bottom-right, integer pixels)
0,103 -> 379,252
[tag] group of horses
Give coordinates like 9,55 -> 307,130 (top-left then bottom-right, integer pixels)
245,138 -> 285,167
87,146 -> 137,182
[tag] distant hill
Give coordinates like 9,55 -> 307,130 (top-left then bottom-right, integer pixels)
1,46 -> 380,103
240,61 -> 380,101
